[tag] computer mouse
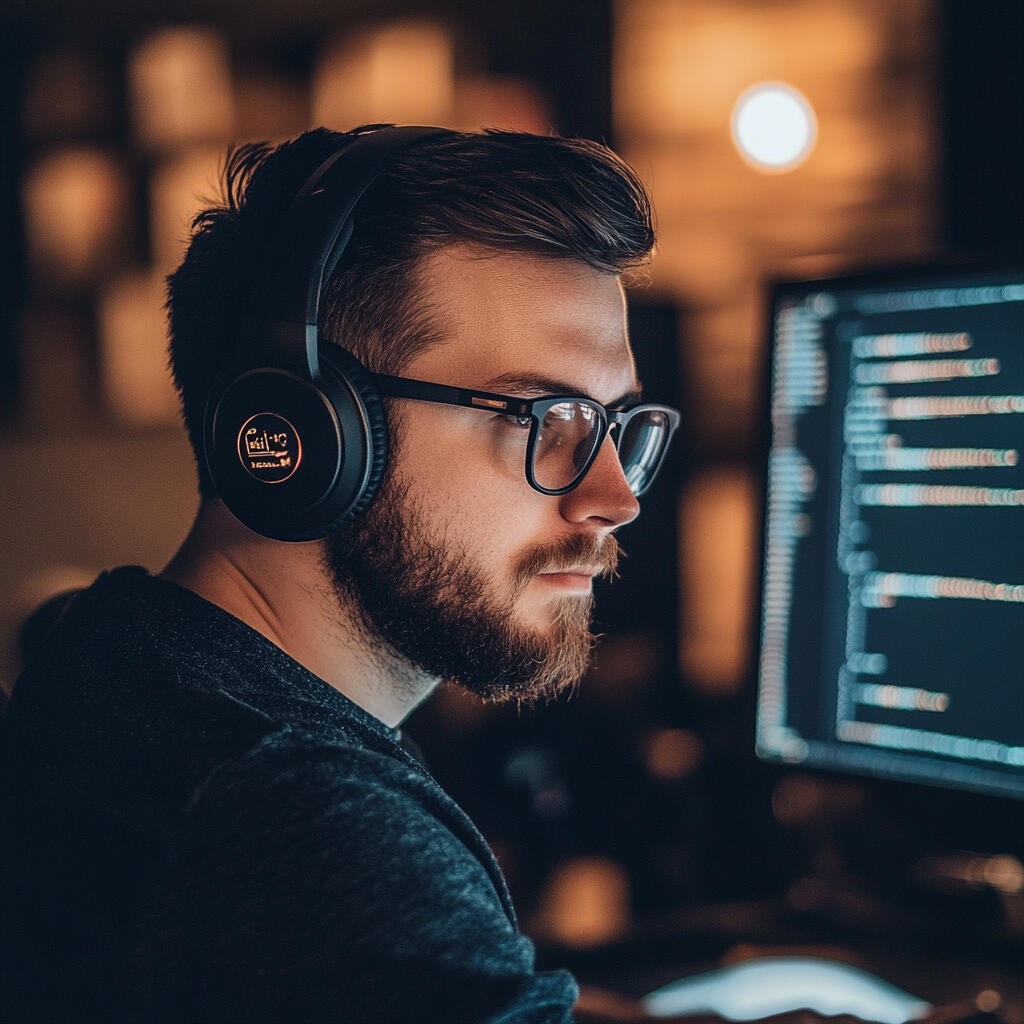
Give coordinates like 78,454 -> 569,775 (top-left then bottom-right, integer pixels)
644,955 -> 931,1023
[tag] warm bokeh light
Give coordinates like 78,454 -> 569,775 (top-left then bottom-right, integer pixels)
731,82 -> 817,171
533,856 -> 631,947
917,852 -> 1024,896
615,0 -> 880,136
23,148 -> 127,284
614,0 -> 936,449
129,27 -> 233,150
976,992 -> 1003,1014
679,467 -> 758,692
314,21 -> 455,129
645,728 -> 704,781
98,270 -> 180,425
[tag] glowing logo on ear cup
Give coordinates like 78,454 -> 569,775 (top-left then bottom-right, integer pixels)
237,412 -> 302,483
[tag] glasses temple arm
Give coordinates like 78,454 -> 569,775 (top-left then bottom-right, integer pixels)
371,373 -> 530,415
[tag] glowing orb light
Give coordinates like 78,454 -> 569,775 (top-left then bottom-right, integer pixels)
731,82 -> 817,172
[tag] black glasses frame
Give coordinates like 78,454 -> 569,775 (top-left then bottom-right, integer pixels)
372,372 -> 680,496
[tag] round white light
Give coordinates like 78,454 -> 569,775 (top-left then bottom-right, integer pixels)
731,82 -> 817,172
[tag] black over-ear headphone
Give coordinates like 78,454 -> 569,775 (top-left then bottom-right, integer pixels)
204,126 -> 443,542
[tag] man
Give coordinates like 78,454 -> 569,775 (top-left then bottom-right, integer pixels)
1,125 -> 676,1021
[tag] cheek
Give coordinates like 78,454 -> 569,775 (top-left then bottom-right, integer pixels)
390,406 -> 526,509
389,421 -> 551,570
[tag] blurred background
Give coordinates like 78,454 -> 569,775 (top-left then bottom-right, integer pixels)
1,0 -> 1022,1005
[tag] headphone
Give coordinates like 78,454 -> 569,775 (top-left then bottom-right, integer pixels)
204,126 -> 444,542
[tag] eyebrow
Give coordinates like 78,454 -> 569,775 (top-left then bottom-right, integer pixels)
481,372 -> 644,409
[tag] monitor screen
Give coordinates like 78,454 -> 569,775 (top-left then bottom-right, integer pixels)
755,263 -> 1024,800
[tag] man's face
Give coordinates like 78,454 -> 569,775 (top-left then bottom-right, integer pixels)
324,248 -> 641,705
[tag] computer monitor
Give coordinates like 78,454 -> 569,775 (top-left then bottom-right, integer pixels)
755,262 -> 1024,802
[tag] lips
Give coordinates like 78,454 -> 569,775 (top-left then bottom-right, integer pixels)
513,535 -> 620,591
533,565 -> 605,594
538,565 -> 602,578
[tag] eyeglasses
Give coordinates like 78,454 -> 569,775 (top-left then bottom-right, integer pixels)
372,372 -> 680,496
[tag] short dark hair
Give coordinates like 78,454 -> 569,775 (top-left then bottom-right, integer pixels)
166,125 -> 656,498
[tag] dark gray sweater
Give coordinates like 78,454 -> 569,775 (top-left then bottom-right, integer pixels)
1,567 -> 577,1022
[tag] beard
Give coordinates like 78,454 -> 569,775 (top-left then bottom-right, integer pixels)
322,473 -> 619,707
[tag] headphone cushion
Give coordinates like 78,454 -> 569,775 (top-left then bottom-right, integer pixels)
204,347 -> 389,542
317,344 -> 390,524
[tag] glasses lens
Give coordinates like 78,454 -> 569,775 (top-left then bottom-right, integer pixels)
617,408 -> 672,495
532,401 -> 602,491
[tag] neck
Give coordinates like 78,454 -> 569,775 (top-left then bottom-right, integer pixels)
161,501 -> 438,728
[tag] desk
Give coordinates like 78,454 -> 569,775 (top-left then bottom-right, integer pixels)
539,899 -> 1024,1023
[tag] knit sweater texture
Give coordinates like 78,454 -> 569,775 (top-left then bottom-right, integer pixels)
1,567 -> 577,1023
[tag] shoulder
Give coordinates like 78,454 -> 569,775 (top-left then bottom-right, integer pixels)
143,734 -> 579,1023
181,735 -> 461,846
174,733 -> 505,914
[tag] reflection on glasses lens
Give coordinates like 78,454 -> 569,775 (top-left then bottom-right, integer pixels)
533,401 -> 602,491
530,402 -> 674,495
618,409 -> 671,495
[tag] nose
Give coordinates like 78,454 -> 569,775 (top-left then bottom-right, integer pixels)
558,434 -> 641,529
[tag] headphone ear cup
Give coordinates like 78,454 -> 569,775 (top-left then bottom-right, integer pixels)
316,344 -> 390,523
204,348 -> 388,541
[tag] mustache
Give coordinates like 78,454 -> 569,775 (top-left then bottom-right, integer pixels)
512,534 -> 621,589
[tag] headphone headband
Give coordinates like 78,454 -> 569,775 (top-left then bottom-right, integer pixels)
248,125 -> 445,380
208,124 -> 446,540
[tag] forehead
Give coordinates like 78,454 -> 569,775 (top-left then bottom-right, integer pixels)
406,247 -> 637,403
